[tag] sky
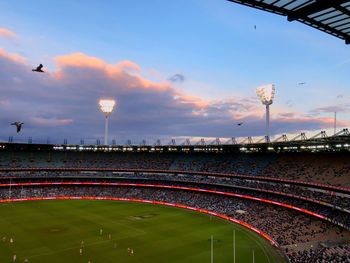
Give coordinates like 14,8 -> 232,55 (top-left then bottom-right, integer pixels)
0,0 -> 350,145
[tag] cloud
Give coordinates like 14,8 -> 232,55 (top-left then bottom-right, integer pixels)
31,117 -> 73,127
277,112 -> 296,118
0,48 -> 341,143
311,104 -> 350,114
168,73 -> 185,84
54,52 -> 168,92
271,115 -> 348,135
0,99 -> 9,107
55,53 -> 141,73
275,116 -> 333,125
0,27 -> 16,39
0,48 -> 26,63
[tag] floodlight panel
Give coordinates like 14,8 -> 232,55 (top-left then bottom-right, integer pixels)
256,84 -> 275,105
99,99 -> 116,114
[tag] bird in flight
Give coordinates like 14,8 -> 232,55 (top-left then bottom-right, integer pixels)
254,25 -> 256,30
32,64 -> 44,73
298,82 -> 306,85
11,122 -> 24,133
237,122 -> 243,126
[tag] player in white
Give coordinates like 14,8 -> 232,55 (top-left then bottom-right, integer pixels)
24,259 -> 29,263
108,233 -> 111,240
128,248 -> 135,256
81,240 -> 85,248
13,254 -> 16,262
79,248 -> 83,256
99,229 -> 103,236
10,237 -> 14,244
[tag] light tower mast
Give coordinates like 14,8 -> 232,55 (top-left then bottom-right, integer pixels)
256,84 -> 275,142
98,99 -> 116,145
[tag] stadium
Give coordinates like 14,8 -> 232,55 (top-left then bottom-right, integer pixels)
0,1 -> 350,263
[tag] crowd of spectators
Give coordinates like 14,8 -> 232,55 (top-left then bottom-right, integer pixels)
0,185 -> 348,262
0,151 -> 349,187
289,244 -> 350,263
1,170 -> 349,227
114,172 -> 350,212
263,153 -> 350,187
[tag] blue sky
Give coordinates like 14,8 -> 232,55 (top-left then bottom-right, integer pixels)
0,0 -> 349,144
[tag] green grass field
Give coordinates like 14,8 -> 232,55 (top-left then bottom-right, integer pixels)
0,200 -> 286,263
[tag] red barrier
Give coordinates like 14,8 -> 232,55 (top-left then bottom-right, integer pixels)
0,196 -> 278,247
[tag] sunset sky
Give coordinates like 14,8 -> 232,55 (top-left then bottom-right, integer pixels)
0,0 -> 349,144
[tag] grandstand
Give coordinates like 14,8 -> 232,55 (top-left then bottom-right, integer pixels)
0,139 -> 349,262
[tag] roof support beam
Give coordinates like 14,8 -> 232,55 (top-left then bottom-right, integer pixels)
287,0 -> 348,22
227,0 -> 285,15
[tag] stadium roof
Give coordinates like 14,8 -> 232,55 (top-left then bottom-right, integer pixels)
227,0 -> 350,44
1,129 -> 350,153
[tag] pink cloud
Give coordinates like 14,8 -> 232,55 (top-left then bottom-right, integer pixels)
0,48 -> 26,63
54,52 -> 170,92
128,75 -> 170,92
174,93 -> 209,109
0,27 -> 16,39
0,99 -> 9,107
275,116 -> 348,127
55,53 -> 140,74
32,117 -> 73,127
277,112 -> 297,118
115,60 -> 141,72
55,52 -> 107,69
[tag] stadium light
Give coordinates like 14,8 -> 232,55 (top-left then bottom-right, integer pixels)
99,99 -> 116,145
256,84 -> 275,142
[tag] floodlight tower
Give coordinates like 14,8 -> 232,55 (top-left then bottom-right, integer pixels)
99,99 -> 116,145
256,84 -> 275,141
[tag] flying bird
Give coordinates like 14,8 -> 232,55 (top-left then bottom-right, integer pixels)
32,64 -> 44,73
168,73 -> 185,84
254,25 -> 256,30
11,122 -> 24,133
298,82 -> 306,85
237,122 -> 243,126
